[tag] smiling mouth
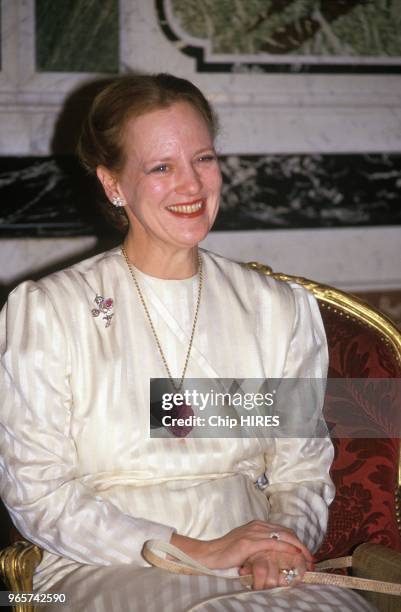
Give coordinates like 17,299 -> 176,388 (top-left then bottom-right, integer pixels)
166,199 -> 205,218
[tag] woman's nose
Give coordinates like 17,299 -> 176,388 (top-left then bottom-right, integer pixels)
175,163 -> 202,195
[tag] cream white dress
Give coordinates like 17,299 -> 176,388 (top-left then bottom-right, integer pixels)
0,247 -> 375,611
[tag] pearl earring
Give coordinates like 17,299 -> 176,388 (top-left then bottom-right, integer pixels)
111,195 -> 125,207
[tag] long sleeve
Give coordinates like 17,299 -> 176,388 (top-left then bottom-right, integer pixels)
0,281 -> 175,566
264,284 -> 335,553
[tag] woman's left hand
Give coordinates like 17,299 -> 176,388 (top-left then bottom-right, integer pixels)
238,548 -> 309,590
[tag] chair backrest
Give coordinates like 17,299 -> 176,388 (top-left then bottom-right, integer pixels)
246,262 -> 401,560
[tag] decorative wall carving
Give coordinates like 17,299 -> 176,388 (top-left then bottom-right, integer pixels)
157,0 -> 401,73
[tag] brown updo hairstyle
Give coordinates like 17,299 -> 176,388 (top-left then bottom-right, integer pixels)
77,73 -> 219,233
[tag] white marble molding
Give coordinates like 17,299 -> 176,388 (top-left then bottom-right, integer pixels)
1,227 -> 400,293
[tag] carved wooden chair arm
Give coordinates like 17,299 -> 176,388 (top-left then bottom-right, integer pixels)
0,541 -> 42,612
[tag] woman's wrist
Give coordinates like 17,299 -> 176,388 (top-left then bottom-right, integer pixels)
169,533 -> 210,564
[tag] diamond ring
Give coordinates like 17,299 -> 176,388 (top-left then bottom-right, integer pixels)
281,568 -> 299,584
268,531 -> 280,540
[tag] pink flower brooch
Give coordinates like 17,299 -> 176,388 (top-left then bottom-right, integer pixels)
91,295 -> 114,328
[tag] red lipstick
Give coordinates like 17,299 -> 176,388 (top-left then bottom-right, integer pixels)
166,199 -> 206,218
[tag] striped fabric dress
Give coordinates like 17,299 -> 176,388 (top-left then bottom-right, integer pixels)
0,248 -> 376,611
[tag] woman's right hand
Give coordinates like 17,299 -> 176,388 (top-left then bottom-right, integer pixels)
170,520 -> 312,571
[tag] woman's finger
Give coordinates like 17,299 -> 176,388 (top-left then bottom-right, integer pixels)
205,521 -> 313,569
252,558 -> 279,590
211,536 -> 300,568
277,553 -> 306,588
265,527 -> 313,562
239,549 -> 307,590
243,521 -> 313,562
241,537 -> 307,562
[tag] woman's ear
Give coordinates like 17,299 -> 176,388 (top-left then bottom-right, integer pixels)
96,166 -> 120,203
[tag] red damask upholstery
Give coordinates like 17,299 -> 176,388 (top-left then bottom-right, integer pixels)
316,303 -> 401,560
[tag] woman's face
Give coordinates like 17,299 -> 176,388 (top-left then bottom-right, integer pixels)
110,101 -> 222,254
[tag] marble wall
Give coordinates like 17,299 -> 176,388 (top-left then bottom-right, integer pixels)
35,0 -> 119,73
1,154 -> 400,237
1,0 -> 401,155
0,1 -> 400,313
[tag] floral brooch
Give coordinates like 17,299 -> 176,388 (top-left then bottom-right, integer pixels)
91,295 -> 114,328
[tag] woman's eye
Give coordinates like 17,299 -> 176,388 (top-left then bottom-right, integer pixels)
197,155 -> 216,163
150,164 -> 169,174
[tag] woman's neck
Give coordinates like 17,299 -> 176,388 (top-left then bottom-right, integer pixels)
122,237 -> 199,280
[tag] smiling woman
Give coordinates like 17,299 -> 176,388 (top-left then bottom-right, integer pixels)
96,102 -> 222,278
0,74 -> 376,612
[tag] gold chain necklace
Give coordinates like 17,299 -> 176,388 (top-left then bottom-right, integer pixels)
121,247 -> 203,392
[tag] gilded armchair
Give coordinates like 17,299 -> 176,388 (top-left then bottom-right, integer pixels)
248,263 -> 401,611
1,264 -> 401,612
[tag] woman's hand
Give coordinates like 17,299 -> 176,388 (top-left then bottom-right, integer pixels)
170,520 -> 312,572
239,548 -> 307,590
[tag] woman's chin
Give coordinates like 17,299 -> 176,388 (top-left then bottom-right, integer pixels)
165,221 -> 213,250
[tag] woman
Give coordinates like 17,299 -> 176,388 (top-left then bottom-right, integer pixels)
0,74 -> 375,611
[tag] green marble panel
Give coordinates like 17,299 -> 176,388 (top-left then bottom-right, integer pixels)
35,0 -> 119,72
171,0 -> 401,56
